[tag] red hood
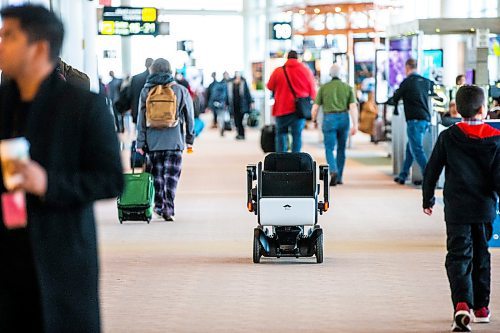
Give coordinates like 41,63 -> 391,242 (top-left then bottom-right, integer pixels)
456,123 -> 500,139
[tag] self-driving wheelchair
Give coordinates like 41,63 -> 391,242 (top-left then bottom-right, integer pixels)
246,152 -> 330,263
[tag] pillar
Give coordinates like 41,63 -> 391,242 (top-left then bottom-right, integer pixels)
120,0 -> 132,76
440,0 -> 464,88
82,0 -> 99,91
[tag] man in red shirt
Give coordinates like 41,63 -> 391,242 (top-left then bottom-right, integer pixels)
267,50 -> 316,152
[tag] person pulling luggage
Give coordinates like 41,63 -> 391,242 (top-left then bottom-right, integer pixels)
136,58 -> 195,222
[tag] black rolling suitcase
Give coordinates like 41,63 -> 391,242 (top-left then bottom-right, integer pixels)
260,125 -> 275,153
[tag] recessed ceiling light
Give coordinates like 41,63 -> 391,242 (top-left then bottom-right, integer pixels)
335,7 -> 342,13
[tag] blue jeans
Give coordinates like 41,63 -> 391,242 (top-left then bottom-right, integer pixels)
399,120 -> 430,180
322,112 -> 350,182
275,113 -> 306,152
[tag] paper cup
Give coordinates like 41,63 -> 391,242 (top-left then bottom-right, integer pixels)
0,137 -> 30,191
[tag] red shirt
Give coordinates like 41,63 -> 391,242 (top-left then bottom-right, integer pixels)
267,59 -> 317,117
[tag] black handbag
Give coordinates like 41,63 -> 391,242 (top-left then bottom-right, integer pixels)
282,66 -> 313,120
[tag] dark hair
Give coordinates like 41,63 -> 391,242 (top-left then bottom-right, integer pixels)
455,85 -> 485,118
287,50 -> 298,59
405,58 -> 417,69
0,5 -> 64,62
455,74 -> 465,85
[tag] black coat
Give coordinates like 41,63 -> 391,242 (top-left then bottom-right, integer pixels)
129,69 -> 149,123
0,71 -> 124,332
423,124 -> 500,224
227,78 -> 253,114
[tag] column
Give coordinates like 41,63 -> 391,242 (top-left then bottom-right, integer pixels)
57,0 -> 84,70
440,0 -> 464,88
242,0 -> 252,79
263,0 -> 272,125
82,0 -> 99,91
120,0 -> 132,76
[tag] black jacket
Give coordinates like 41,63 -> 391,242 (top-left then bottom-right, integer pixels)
389,73 -> 434,121
227,78 -> 253,114
129,69 -> 149,123
422,123 -> 500,224
57,59 -> 90,90
0,71 -> 124,332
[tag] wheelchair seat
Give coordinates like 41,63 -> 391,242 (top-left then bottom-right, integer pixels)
259,153 -> 316,226
261,153 -> 315,198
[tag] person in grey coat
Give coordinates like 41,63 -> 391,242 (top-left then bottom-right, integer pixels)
136,58 -> 195,221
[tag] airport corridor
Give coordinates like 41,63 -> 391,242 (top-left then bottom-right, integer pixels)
94,119 -> 500,333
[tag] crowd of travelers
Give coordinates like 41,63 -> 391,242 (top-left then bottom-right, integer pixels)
0,4 -> 498,333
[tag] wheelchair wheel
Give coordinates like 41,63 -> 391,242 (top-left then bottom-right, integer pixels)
315,233 -> 323,264
253,231 -> 261,263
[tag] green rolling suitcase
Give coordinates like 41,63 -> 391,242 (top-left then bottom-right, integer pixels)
117,170 -> 155,224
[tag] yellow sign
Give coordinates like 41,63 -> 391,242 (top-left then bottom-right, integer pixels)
142,8 -> 156,22
101,21 -> 115,35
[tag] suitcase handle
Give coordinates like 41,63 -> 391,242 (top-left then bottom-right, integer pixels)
131,144 -> 145,174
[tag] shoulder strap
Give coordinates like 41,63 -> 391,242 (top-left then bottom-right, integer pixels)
282,66 -> 297,98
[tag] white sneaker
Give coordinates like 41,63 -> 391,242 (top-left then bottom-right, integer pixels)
451,304 -> 472,332
152,212 -> 164,221
164,215 -> 175,222
472,307 -> 490,323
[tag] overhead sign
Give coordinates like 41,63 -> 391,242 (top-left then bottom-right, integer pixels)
271,22 -> 292,40
99,6 -> 158,36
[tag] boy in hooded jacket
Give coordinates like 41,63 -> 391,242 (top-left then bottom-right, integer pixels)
422,85 -> 500,332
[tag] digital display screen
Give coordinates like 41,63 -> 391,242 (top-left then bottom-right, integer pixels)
422,49 -> 443,84
375,50 -> 389,104
99,7 -> 158,36
388,36 -> 418,96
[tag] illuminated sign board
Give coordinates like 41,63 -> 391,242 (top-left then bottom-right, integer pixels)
99,7 -> 158,36
271,22 -> 292,40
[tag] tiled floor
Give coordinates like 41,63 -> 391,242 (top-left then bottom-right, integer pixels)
96,117 -> 500,332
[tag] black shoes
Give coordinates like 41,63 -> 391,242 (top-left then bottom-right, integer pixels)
394,177 -> 422,186
235,135 -> 245,140
394,176 -> 405,185
329,173 -> 338,186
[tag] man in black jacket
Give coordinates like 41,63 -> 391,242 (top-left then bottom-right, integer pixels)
422,85 -> 500,332
389,58 -> 435,185
128,57 -> 153,123
0,5 -> 123,332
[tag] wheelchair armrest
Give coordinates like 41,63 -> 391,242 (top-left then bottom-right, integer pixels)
318,165 -> 330,212
247,164 -> 257,181
246,165 -> 257,212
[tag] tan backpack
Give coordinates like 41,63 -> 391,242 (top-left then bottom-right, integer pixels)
145,83 -> 178,128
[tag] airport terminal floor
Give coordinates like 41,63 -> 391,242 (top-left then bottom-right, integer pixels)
95,116 -> 500,333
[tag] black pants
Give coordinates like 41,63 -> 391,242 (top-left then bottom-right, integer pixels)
0,229 -> 43,332
445,222 -> 492,309
234,109 -> 245,137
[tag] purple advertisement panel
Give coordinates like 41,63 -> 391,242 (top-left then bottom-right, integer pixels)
388,36 -> 417,95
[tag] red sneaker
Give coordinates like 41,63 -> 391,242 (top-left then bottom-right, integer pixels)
473,307 -> 490,323
452,302 -> 472,332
